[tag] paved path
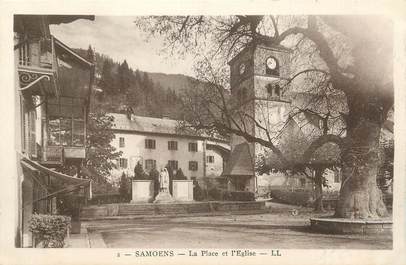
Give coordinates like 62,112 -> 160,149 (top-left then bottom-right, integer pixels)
84,213 -> 392,249
67,233 -> 89,248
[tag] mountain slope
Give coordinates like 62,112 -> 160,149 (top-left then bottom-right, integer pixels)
147,72 -> 196,94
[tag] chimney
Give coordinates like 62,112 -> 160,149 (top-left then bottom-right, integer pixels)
126,106 -> 134,120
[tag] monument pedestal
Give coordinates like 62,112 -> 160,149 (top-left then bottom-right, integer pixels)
153,189 -> 175,203
131,180 -> 154,203
172,180 -> 193,201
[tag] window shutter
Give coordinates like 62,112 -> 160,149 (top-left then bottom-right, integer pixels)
29,111 -> 37,157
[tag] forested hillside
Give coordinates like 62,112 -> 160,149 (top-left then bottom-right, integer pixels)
75,47 -> 195,119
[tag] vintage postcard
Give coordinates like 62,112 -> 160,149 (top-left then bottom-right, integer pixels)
0,0 -> 405,264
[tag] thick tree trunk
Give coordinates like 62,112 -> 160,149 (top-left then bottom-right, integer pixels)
335,117 -> 388,219
314,168 -> 325,212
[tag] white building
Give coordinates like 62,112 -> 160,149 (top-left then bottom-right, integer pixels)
108,113 -> 229,187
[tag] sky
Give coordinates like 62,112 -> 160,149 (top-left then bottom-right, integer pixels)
50,16 -> 195,76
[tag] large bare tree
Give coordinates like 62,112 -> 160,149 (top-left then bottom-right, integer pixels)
135,15 -> 393,219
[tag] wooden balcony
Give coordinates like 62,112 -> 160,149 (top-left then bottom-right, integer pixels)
16,38 -> 59,98
64,147 -> 86,159
41,146 -> 86,165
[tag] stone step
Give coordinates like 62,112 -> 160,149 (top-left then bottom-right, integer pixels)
81,201 -> 266,220
118,205 -> 211,215
81,209 -> 270,221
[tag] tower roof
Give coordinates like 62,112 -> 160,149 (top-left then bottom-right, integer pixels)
222,142 -> 254,176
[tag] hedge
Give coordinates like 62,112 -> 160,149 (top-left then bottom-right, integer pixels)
270,189 -> 314,207
29,214 -> 71,248
208,187 -> 224,200
193,184 -> 206,201
88,193 -> 123,205
208,187 -> 255,201
224,191 -> 255,201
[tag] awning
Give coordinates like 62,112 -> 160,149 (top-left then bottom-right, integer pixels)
22,158 -> 90,185
222,142 -> 254,176
21,158 -> 92,205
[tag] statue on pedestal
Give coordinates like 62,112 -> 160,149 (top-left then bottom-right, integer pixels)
154,167 -> 174,203
159,168 -> 170,192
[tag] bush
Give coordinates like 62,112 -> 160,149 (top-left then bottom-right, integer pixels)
165,165 -> 175,194
207,187 -> 255,201
174,168 -> 187,180
149,168 -> 160,196
118,172 -> 131,202
270,189 -> 314,206
193,183 -> 205,201
88,193 -> 122,205
133,162 -> 149,180
208,187 -> 224,201
224,191 -> 255,201
29,214 -> 71,248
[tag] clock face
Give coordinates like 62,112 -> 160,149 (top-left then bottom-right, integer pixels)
266,57 -> 277,70
239,63 -> 246,75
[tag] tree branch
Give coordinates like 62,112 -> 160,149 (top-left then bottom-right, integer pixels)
276,17 -> 352,93
302,134 -> 345,164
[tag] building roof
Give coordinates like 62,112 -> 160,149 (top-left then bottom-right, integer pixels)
54,37 -> 95,99
14,15 -> 94,37
222,142 -> 254,176
109,113 -> 228,142
263,116 -> 341,170
111,113 -> 179,134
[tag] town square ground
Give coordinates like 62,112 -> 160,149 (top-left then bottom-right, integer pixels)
74,206 -> 392,249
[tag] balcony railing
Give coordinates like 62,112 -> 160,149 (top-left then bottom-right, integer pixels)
17,37 -> 59,98
18,41 -> 31,66
17,38 -> 54,69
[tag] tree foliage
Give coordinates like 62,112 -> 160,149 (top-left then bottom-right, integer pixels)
85,112 -> 122,182
118,172 -> 131,201
91,52 -> 183,118
99,60 -> 115,95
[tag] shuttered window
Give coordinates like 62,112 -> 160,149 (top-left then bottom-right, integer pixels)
119,158 -> 128,169
168,141 -> 178,150
168,160 -> 178,170
145,159 -> 157,172
189,161 -> 198,171
188,142 -> 198,152
145,139 -> 156,149
119,137 -> 125,148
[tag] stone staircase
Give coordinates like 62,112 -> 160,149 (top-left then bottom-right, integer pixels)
81,201 -> 266,220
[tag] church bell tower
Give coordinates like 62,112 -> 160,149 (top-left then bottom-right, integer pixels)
223,43 -> 292,192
